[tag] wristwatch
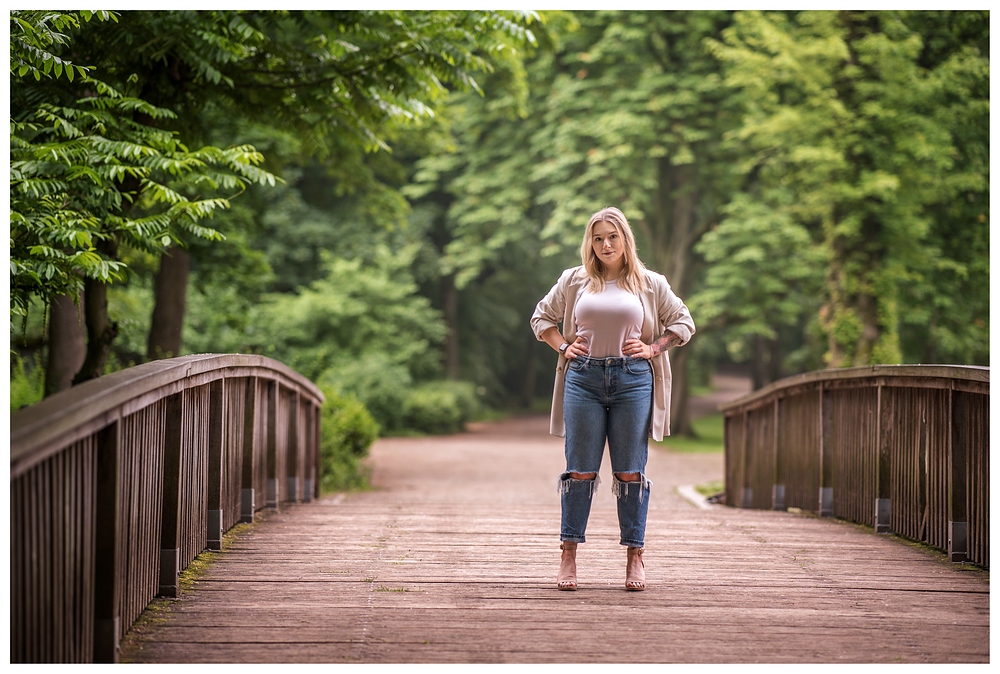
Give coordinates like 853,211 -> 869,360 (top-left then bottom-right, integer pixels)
558,342 -> 570,354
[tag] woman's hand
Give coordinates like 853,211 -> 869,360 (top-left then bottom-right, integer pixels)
623,338 -> 652,359
624,331 -> 683,359
564,336 -> 590,360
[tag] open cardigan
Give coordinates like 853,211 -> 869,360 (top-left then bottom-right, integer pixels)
530,265 -> 695,441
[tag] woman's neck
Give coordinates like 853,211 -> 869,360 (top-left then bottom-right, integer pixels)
603,262 -> 624,281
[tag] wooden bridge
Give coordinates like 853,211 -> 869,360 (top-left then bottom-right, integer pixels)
10,357 -> 989,663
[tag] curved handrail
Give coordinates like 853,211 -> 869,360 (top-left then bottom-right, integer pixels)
719,364 -> 989,569
11,353 -> 324,478
719,364 -> 988,413
10,354 -> 326,663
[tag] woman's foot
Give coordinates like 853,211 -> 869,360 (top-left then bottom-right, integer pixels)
625,546 -> 645,591
557,542 -> 578,591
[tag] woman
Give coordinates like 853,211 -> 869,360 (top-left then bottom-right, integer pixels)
530,206 -> 695,591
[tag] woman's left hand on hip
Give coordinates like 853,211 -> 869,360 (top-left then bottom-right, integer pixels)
623,338 -> 652,359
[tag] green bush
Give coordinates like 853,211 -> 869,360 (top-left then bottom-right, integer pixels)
401,380 -> 480,435
10,353 -> 44,411
318,355 -> 412,434
319,386 -> 379,493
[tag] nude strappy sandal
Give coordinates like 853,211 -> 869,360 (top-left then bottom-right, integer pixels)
626,546 -> 645,591
557,542 -> 578,591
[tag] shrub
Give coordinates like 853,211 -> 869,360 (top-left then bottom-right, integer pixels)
319,386 -> 379,493
318,356 -> 412,434
401,380 -> 481,435
10,353 -> 44,411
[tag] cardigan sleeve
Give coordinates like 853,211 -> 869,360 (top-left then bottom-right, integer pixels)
530,267 -> 576,340
653,273 -> 695,346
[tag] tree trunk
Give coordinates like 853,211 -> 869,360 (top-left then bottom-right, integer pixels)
520,332 -> 538,408
852,291 -> 881,366
72,276 -> 118,385
751,335 -> 767,391
147,245 -> 191,360
669,346 -> 694,437
44,293 -> 87,397
441,274 -> 460,379
823,213 -> 897,367
643,158 -> 700,436
767,336 -> 783,385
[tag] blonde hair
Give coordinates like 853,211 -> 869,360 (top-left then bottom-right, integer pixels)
579,206 -> 649,294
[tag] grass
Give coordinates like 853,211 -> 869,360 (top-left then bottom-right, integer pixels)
694,479 -> 725,497
655,413 -> 725,453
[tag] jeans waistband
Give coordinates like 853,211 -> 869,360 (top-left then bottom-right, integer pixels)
573,355 -> 630,367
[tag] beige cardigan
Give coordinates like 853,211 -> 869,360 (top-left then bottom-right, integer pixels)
530,265 -> 695,441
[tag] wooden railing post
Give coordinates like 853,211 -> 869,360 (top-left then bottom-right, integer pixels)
207,380 -> 225,551
241,378 -> 257,524
303,402 -> 315,503
266,381 -> 279,509
313,402 -> 322,500
93,420 -> 121,663
159,393 -> 183,598
948,390 -> 968,562
772,398 -> 785,511
740,410 -> 752,508
819,387 -> 834,517
917,409 -> 929,542
875,384 -> 892,533
286,390 -> 300,502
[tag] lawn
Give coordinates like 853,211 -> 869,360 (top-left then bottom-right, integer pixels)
655,413 -> 725,453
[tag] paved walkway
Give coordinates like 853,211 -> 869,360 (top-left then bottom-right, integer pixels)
120,413 -> 989,664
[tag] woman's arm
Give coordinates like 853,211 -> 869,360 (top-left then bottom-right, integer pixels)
654,275 -> 695,346
540,326 -> 590,359
624,273 -> 694,359
623,331 -> 683,359
530,268 -> 574,340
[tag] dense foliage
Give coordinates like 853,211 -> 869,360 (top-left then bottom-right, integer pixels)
11,10 -> 989,460
10,10 -> 276,322
318,386 -> 379,493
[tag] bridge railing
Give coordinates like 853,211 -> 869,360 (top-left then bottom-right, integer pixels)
720,365 -> 988,569
10,354 -> 325,663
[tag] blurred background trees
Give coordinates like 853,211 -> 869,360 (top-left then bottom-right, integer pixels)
11,10 -> 989,448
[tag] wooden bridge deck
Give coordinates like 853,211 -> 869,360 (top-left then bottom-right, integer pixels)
120,415 -> 989,664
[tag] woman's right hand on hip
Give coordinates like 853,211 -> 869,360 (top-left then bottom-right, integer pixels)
565,337 -> 589,359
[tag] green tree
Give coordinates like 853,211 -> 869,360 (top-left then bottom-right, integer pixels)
690,195 -> 827,388
708,10 -> 989,367
243,244 -> 446,384
65,9 -> 540,361
10,10 -> 276,392
410,11 -> 741,432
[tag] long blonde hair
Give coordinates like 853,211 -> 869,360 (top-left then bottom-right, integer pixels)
579,206 -> 649,294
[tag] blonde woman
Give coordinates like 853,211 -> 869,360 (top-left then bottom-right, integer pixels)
530,206 -> 695,591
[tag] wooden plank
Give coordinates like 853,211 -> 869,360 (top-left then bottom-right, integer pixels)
119,416 -> 988,664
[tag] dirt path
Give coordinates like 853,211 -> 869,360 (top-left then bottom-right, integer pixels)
120,408 -> 988,664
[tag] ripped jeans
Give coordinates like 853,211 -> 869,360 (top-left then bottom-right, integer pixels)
559,355 -> 653,548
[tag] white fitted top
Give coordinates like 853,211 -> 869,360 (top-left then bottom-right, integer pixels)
573,280 -> 644,358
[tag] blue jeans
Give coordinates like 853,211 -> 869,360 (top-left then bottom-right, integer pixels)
559,356 -> 653,548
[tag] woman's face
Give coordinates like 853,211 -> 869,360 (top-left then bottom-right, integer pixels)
591,220 -> 624,272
